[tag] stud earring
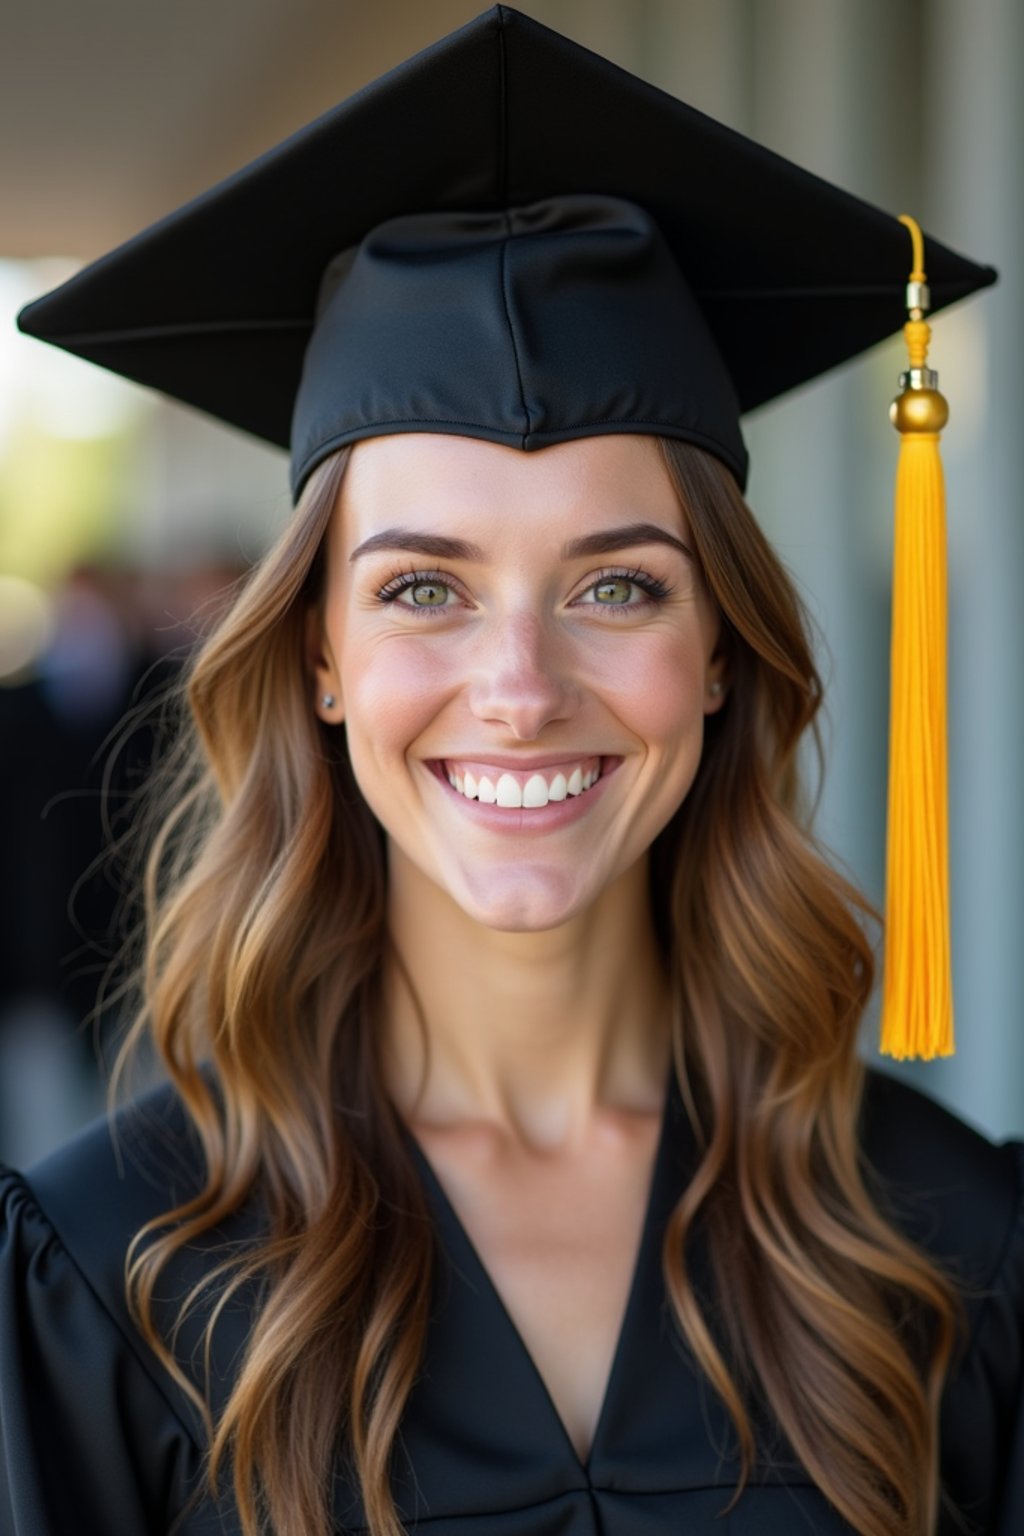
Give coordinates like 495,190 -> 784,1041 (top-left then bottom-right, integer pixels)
321,693 -> 336,708
709,681 -> 723,697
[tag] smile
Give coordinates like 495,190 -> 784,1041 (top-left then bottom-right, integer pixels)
443,755 -> 603,808
425,755 -> 623,829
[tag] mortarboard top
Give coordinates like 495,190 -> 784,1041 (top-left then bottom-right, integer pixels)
15,2 -> 995,504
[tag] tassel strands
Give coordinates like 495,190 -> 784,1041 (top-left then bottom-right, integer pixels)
880,214 -> 955,1060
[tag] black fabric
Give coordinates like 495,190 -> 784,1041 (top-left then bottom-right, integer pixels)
291,194 -> 748,495
15,5 -> 996,501
1,1066 -> 1021,1535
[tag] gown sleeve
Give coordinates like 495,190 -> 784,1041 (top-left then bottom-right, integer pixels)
939,1138 -> 1024,1536
0,1164 -> 201,1536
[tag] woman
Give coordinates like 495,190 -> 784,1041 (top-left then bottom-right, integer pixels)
2,8 -> 1021,1536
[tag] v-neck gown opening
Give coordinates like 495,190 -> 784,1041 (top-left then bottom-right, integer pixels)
398,1070 -> 679,1479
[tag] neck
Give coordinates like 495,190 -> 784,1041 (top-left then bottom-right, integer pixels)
379,845 -> 673,1150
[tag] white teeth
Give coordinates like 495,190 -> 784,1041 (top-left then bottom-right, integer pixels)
522,773 -> 550,808
442,760 -> 604,807
496,773 -> 523,808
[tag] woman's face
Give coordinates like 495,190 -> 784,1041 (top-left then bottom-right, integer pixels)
308,432 -> 727,931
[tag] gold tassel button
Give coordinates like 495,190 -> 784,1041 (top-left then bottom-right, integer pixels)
889,382 -> 948,435
879,214 -> 955,1061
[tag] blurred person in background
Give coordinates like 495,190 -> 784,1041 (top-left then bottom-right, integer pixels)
0,560 -> 243,1164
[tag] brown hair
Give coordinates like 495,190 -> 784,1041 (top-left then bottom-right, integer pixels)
105,436 -> 965,1536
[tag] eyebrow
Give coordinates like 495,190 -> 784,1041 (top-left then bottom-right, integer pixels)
349,521 -> 696,564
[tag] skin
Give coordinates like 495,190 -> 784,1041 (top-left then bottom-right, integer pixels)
306,430 -> 728,1458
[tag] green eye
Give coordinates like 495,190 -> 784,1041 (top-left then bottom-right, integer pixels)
593,578 -> 633,605
408,580 -> 449,606
376,568 -> 465,614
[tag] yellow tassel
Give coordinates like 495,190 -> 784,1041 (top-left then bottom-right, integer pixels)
879,215 -> 954,1060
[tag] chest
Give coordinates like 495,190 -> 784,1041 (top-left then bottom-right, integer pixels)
412,1113 -> 661,1464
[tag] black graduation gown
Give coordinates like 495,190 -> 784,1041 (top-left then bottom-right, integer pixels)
1,1065 -> 1022,1535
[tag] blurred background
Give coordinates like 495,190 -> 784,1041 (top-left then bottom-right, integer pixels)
1,0 -> 1021,1166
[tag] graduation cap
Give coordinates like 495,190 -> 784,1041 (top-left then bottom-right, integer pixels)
17,3 -> 997,1060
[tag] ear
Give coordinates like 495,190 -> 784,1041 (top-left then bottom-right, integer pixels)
704,645 -> 730,716
304,605 -> 343,724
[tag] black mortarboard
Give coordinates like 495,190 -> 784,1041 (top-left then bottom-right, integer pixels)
16,3 -> 994,503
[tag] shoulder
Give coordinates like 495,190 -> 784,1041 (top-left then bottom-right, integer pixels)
0,1082 -> 219,1530
857,1063 -> 1022,1291
0,1074 -> 256,1436
859,1062 -> 1024,1502
6,1074 -> 209,1317
857,1073 -> 1024,1525
22,1071 -> 206,1206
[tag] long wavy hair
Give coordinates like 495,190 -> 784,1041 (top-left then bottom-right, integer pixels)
104,435 -> 966,1536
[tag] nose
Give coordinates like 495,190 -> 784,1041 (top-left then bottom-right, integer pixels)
466,609 -> 581,739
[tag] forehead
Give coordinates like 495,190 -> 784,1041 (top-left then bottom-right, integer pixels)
331,432 -> 687,551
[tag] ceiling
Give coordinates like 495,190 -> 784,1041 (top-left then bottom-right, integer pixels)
1,0 -> 493,259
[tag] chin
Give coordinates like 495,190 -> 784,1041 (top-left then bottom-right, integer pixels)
444,861 -> 604,932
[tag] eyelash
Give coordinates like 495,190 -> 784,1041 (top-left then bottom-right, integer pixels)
374,564 -> 676,618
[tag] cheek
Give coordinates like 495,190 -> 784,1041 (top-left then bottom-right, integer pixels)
593,626 -> 708,745
596,627 -> 710,844
340,631 -> 454,761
